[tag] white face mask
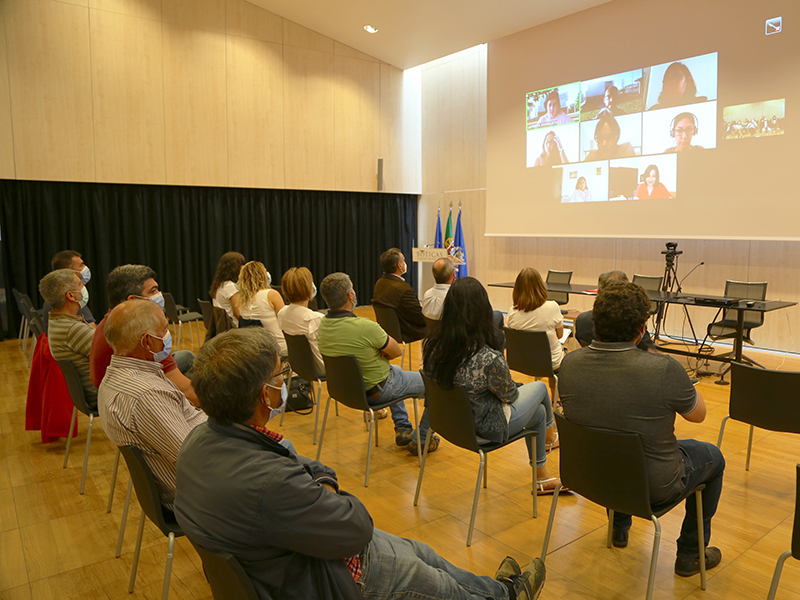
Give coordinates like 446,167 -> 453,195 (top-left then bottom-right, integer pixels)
71,287 -> 89,309
79,266 -> 91,285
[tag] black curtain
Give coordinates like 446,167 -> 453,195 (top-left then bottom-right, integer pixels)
0,179 -> 418,335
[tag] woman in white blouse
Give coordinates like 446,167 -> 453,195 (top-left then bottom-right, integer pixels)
276,267 -> 325,373
210,251 -> 245,327
238,261 -> 286,354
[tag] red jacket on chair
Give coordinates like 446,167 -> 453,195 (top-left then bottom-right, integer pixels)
26,333 -> 77,443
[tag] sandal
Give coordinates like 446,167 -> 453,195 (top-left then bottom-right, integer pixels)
545,432 -> 560,453
534,477 -> 569,495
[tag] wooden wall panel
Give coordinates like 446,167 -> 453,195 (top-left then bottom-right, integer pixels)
379,64 -> 421,194
747,241 -> 800,352
162,0 -> 225,33
89,0 -> 161,21
334,56 -> 380,192
334,41 -> 379,62
225,0 -> 282,43
5,0 -> 95,182
90,10 -> 166,184
0,21 -> 15,179
282,20 -> 333,53
282,46 -> 334,190
162,23 -> 228,186
226,35 -> 284,189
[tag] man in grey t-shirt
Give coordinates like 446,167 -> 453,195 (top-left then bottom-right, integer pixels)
559,281 -> 725,578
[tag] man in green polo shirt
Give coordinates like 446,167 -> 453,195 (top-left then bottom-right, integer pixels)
318,273 -> 437,455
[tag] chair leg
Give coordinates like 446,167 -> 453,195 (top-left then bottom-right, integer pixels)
116,479 -> 133,558
63,407 -> 77,468
467,450 -> 486,546
646,516 -> 662,600
312,380 -> 321,445
745,425 -> 754,471
400,342 -> 406,370
413,398 -> 421,467
80,414 -> 94,495
365,411 -> 375,487
541,483 -> 563,561
483,454 -> 488,489
696,490 -> 706,590
375,410 -> 380,447
531,460 -> 537,519
767,551 -> 793,600
716,415 -> 730,447
607,509 -> 615,548
162,532 -> 176,600
129,511 -> 146,593
107,447 -> 121,512
315,396 -> 333,461
413,429 -> 433,506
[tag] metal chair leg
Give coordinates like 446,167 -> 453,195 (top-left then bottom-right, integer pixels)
413,429 -> 434,506
696,490 -> 706,590
646,516 -> 662,600
716,415 -> 730,447
116,479 -> 133,558
412,398 -> 421,467
483,455 -> 488,488
365,411 -> 375,487
745,425 -> 754,471
63,407 -> 77,468
80,414 -> 94,494
467,450 -> 485,546
400,342 -> 406,370
312,380 -> 322,445
129,511 -> 146,592
607,509 -> 615,548
531,460 -> 537,518
107,447 -> 121,512
162,532 -> 176,600
767,551 -> 793,600
315,396 -> 333,461
541,483 -> 562,561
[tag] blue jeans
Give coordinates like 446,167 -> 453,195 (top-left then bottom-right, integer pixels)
506,381 -> 552,467
359,529 -> 508,600
172,350 -> 194,375
612,439 -> 725,558
373,365 -> 430,441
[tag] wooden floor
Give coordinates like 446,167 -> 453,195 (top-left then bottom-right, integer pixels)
2,309 -> 800,600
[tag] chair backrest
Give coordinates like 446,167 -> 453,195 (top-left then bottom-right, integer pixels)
271,285 -> 290,305
18,294 -> 35,321
424,316 -> 441,337
28,309 -> 46,338
55,359 -> 96,417
503,327 -> 554,379
546,269 -> 573,306
555,413 -> 654,519
632,274 -> 664,315
420,373 -> 481,453
162,292 -> 180,323
119,445 -> 182,537
372,304 -> 404,342
793,464 -> 800,559
193,544 -> 259,600
198,299 -> 214,329
213,306 -> 234,333
729,362 -> 800,434
320,354 -> 369,411
285,333 -> 324,382
722,280 -> 767,328
238,318 -> 263,328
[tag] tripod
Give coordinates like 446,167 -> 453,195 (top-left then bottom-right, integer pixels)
653,243 -> 699,344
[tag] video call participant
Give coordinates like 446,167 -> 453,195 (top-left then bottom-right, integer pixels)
633,164 -> 672,200
596,85 -> 620,118
665,113 -> 704,152
533,131 -> 568,167
536,90 -> 572,128
567,177 -> 593,202
649,62 -> 707,111
585,115 -> 635,161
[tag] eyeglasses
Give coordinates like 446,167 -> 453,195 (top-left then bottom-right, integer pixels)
595,133 -> 619,143
266,360 -> 292,388
673,126 -> 697,136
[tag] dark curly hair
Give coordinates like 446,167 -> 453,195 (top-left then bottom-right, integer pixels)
209,251 -> 245,298
592,281 -> 650,343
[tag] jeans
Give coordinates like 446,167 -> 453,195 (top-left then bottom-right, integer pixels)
506,381 -> 552,467
172,350 -> 194,375
612,439 -> 725,558
373,365 -> 430,441
360,529 -> 508,600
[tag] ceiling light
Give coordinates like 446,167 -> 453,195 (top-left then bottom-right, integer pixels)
363,25 -> 378,34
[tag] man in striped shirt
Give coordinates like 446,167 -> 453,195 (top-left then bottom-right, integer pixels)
98,300 -> 206,509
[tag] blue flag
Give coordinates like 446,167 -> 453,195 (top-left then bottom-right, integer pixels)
434,210 -> 443,248
453,207 -> 468,278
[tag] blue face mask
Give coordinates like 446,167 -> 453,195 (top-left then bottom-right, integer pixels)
72,287 -> 89,309
264,382 -> 288,421
312,283 -> 317,299
145,331 -> 172,362
351,289 -> 358,310
80,266 -> 91,285
268,271 -> 272,285
149,292 -> 165,310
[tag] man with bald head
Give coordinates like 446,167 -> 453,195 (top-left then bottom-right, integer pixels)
422,257 -> 456,320
98,300 -> 206,509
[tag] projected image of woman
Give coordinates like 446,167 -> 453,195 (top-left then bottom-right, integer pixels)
633,165 -> 672,199
665,112 -> 704,152
649,62 -> 707,110
596,86 -> 620,118
568,177 -> 593,202
585,115 -> 635,161
536,90 -> 573,127
533,131 -> 568,166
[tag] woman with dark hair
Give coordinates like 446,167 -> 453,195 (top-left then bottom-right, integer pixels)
649,62 -> 707,110
238,261 -> 286,354
423,277 -> 563,494
568,177 -> 593,202
210,251 -> 246,326
533,130 -> 568,167
536,90 -> 572,127
633,164 -> 672,199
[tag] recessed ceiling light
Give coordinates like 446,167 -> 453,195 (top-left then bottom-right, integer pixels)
363,25 -> 378,34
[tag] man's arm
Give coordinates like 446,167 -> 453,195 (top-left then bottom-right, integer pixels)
680,388 -> 706,423
381,335 -> 403,360
165,368 -> 200,407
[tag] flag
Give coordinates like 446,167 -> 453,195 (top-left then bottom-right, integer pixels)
434,209 -> 443,248
444,207 -> 454,251
453,206 -> 468,278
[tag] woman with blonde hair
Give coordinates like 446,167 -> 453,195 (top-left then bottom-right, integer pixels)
238,261 -> 286,354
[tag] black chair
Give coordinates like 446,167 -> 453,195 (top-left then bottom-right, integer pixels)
504,328 -> 558,408
316,354 -> 420,486
546,269 -> 573,309
767,464 -> 800,600
25,306 -> 47,368
717,362 -> 800,471
119,445 -> 184,600
213,306 -> 235,333
284,333 -> 327,444
372,304 -> 414,370
193,544 -> 259,600
198,299 -> 215,343
542,413 -> 708,600
423,316 -> 441,337
414,373 -> 538,546
163,292 -> 203,350
632,274 -> 665,316
12,288 -> 32,354
238,317 -> 263,328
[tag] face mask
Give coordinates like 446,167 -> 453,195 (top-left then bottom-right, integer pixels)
72,288 -> 89,309
267,271 -> 272,285
399,261 -> 407,276
311,283 -> 317,299
148,291 -> 165,310
80,266 -> 91,285
145,330 -> 172,362
351,290 -> 358,310
264,382 -> 288,421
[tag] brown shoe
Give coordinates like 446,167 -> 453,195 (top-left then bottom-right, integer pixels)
675,546 -> 722,577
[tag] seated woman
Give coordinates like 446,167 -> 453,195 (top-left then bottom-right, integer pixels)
238,261 -> 286,355
277,267 -> 325,373
506,268 -> 567,373
423,277 -> 563,494
633,164 -> 672,200
210,251 -> 245,327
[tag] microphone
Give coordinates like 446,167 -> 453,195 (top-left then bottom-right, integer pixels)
677,261 -> 704,293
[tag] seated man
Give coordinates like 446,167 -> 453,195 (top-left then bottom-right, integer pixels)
98,300 -> 207,509
574,270 -> 655,350
39,269 -> 97,408
372,247 -> 427,342
559,281 -> 725,577
42,250 -> 96,331
319,272 -> 436,455
90,264 -> 197,405
175,327 -> 545,600
422,257 -> 456,320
